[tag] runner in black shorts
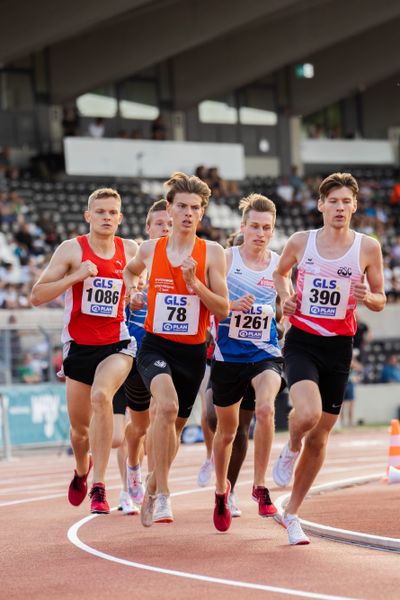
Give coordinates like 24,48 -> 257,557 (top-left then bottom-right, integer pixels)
211,193 -> 284,532
124,172 -> 229,526
31,188 -> 138,514
272,172 -> 386,545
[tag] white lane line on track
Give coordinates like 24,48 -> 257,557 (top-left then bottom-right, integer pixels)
67,506 -> 360,600
0,463 -> 385,507
275,474 -> 400,551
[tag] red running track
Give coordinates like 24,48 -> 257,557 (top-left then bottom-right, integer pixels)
1,428 -> 399,600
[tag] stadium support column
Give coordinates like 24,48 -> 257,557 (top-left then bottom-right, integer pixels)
276,106 -> 292,176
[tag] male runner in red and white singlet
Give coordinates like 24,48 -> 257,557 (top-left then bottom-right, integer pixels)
272,172 -> 386,545
31,188 -> 137,514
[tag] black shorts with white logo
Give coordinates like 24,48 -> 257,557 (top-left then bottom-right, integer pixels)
63,338 -> 135,386
211,357 -> 284,408
284,326 -> 353,415
136,332 -> 207,419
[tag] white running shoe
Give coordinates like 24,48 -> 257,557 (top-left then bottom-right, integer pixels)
282,513 -> 310,545
119,490 -> 140,515
197,457 -> 214,487
140,480 -> 156,528
272,442 -> 300,487
228,491 -> 242,517
153,493 -> 174,523
127,463 -> 145,505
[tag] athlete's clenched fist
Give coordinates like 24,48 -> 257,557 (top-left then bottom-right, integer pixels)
76,260 -> 98,281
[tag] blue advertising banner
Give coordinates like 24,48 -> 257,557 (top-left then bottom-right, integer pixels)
0,384 -> 69,446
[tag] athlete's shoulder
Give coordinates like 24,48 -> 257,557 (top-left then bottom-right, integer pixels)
289,230 -> 310,245
121,237 -> 139,259
205,239 -> 224,252
359,232 -> 383,259
58,237 -> 82,255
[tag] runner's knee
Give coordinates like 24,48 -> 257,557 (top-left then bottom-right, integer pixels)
255,402 -> 274,424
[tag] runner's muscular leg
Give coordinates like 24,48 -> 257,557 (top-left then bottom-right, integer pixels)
90,353 -> 133,484
148,373 -> 179,495
285,411 -> 338,515
288,380 -> 322,452
251,370 -> 281,487
126,408 -> 150,467
66,377 -> 92,476
213,403 -> 240,494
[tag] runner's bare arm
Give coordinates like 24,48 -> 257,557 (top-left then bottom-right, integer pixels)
30,240 -> 93,306
273,233 -> 306,313
185,242 -> 229,321
356,237 -> 386,312
123,239 -> 153,295
122,238 -> 139,262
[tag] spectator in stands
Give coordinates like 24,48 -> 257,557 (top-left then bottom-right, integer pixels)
151,115 -> 167,140
353,313 -> 372,363
341,349 -> 363,427
276,175 -> 294,205
381,354 -> 400,383
88,118 -> 105,138
195,165 -> 207,181
62,107 -> 80,137
18,352 -> 42,384
130,128 -> 142,139
207,167 -> 228,199
289,165 -> 304,194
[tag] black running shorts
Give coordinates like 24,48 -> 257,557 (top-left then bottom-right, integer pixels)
211,357 -> 284,408
136,332 -> 207,419
284,326 -> 353,415
112,362 -> 151,414
63,338 -> 135,386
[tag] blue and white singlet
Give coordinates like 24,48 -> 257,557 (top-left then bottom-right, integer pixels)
126,288 -> 147,349
214,246 -> 281,363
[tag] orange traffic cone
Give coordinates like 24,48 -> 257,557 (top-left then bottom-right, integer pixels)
386,419 -> 400,481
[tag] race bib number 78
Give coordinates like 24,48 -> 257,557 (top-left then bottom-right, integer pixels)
153,293 -> 200,335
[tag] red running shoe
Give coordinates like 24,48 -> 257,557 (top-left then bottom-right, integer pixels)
68,455 -> 93,506
252,485 -> 278,517
89,483 -> 110,514
213,481 -> 232,532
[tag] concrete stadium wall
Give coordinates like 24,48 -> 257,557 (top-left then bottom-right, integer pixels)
353,384 -> 400,425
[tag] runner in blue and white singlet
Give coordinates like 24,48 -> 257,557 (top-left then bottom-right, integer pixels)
211,194 -> 284,530
214,246 -> 281,363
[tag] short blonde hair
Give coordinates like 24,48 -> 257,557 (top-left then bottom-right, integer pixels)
87,188 -> 121,210
146,199 -> 168,226
239,193 -> 276,224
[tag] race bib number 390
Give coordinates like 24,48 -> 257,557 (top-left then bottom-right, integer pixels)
81,277 -> 122,318
300,274 -> 351,319
228,304 -> 274,341
153,293 -> 200,335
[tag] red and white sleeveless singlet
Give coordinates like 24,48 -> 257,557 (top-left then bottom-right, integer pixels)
290,229 -> 363,337
145,236 -> 209,344
62,235 -> 130,345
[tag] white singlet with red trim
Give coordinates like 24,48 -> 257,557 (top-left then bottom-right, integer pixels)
290,229 -> 363,337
